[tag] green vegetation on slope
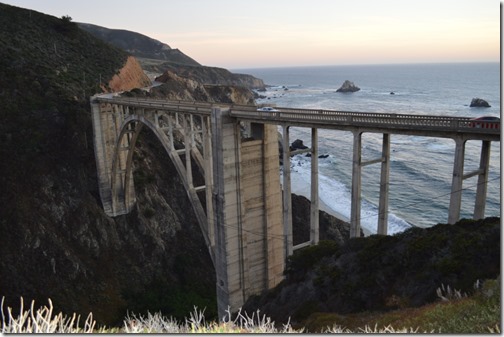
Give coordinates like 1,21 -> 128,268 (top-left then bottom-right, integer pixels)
0,2 -> 128,169
303,278 -> 500,333
243,217 -> 500,329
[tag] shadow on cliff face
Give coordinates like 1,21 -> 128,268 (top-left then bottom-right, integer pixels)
0,108 -> 217,326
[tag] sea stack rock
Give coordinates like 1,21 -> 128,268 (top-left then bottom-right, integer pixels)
290,139 -> 308,151
336,80 -> 360,93
470,98 -> 491,107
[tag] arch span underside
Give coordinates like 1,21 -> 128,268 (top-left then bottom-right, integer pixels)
94,103 -> 215,263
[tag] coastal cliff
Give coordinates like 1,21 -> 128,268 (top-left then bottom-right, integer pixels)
155,64 -> 266,90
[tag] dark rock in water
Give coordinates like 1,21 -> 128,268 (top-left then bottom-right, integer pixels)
470,98 -> 491,107
291,139 -> 308,150
390,91 -> 395,95
306,154 -> 329,158
336,80 -> 360,93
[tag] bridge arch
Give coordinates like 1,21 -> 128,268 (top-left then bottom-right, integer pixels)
109,114 -> 214,263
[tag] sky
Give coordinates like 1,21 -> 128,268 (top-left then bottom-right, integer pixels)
1,0 -> 500,69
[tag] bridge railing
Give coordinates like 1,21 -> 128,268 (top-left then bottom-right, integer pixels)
231,106 -> 500,133
94,96 -> 216,115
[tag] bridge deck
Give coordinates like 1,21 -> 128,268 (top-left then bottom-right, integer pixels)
94,96 -> 500,141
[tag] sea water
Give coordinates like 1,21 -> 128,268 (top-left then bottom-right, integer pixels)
234,63 -> 501,234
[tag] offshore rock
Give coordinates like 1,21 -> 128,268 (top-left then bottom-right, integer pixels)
470,97 -> 491,107
291,139 -> 308,150
336,80 -> 360,93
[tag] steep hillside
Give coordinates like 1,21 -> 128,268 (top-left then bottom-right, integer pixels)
243,217 -> 500,327
0,3 -> 215,326
78,22 -> 200,66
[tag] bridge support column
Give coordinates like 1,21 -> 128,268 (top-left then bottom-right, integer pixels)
91,99 -> 114,214
282,125 -> 293,257
211,108 -> 284,319
377,134 -> 390,235
350,131 -> 362,237
448,137 -> 466,224
212,107 -> 243,318
310,128 -> 319,244
474,140 -> 491,220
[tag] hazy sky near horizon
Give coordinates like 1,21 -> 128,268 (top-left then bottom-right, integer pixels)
2,0 -> 500,69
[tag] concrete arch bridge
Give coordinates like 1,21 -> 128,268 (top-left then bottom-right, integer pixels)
91,96 -> 500,318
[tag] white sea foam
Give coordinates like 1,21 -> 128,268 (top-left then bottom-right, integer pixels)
284,155 -> 412,235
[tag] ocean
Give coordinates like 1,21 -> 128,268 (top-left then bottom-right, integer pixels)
234,63 -> 501,235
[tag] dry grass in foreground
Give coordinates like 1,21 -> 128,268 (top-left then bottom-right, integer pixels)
0,298 -> 421,333
1,278 -> 500,333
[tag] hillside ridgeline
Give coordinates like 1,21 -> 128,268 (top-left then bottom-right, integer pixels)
78,22 -> 265,90
78,22 -> 200,66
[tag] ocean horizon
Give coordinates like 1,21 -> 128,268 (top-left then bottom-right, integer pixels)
235,62 -> 501,235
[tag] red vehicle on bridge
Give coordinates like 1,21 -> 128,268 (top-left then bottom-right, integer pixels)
469,116 -> 500,129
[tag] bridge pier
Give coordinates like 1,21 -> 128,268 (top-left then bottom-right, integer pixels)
282,125 -> 293,257
350,131 -> 363,237
377,134 -> 391,235
310,128 -> 320,245
448,137 -> 466,224
212,107 -> 284,318
474,140 -> 491,220
281,126 -> 320,253
448,139 -> 493,224
351,132 -> 391,237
